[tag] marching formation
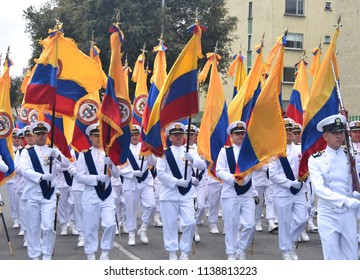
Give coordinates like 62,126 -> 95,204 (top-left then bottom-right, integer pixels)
0,14 -> 360,262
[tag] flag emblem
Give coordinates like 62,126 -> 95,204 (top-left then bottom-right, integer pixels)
133,94 -> 147,118
19,107 -> 30,123
28,109 -> 39,124
118,98 -> 132,125
77,99 -> 98,125
0,112 -> 12,138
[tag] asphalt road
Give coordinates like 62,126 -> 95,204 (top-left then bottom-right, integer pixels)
0,187 -> 324,261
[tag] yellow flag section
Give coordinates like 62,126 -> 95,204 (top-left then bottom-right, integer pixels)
0,58 -> 15,185
228,52 -> 247,99
197,54 -> 228,178
237,36 -> 287,178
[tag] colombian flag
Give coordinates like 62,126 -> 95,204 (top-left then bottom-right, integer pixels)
99,24 -> 130,166
228,52 -> 247,99
286,59 -> 309,124
145,23 -> 205,156
132,52 -> 149,126
25,27 -> 106,118
299,29 -> 340,180
309,46 -> 322,85
238,35 -> 287,178
228,45 -> 263,124
140,41 -> 168,155
0,57 -> 15,185
197,53 -> 228,178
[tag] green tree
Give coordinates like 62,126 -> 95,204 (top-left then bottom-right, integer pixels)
24,0 -> 238,99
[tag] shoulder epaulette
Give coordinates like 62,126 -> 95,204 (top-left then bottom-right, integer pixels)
224,145 -> 233,149
341,145 -> 348,154
294,142 -> 301,145
312,151 -> 323,158
26,145 -> 34,150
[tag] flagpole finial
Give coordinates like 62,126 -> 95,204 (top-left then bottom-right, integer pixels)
214,41 -> 219,55
260,32 -> 265,47
158,32 -> 165,45
140,43 -> 148,57
284,26 -> 288,36
114,10 -> 122,27
195,7 -> 199,24
334,15 -> 342,30
300,50 -> 307,61
54,18 -> 63,30
5,46 -> 10,60
319,38 -> 322,49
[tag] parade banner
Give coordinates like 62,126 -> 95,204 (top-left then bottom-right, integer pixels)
299,29 -> 340,180
145,22 -> 205,156
0,57 -> 15,185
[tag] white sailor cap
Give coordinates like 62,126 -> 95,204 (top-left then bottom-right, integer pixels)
85,123 -> 100,136
185,124 -> 199,134
284,118 -> 295,129
316,114 -> 346,133
16,128 -> 24,137
165,122 -> 185,136
227,121 -> 246,135
131,124 -> 141,134
12,128 -> 19,137
23,125 -> 32,136
293,123 -> 303,132
30,121 -> 51,134
349,120 -> 360,131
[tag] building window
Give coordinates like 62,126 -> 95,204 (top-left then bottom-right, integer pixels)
283,67 -> 296,83
248,2 -> 253,19
324,35 -> 331,44
286,33 -> 303,50
325,2 -> 332,10
248,34 -> 252,51
285,0 -> 304,16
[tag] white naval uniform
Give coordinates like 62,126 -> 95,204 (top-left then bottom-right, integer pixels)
252,164 -> 276,222
216,144 -> 257,256
157,145 -> 206,254
14,147 -> 27,236
20,145 -> 69,259
76,147 -> 120,257
269,143 -> 308,252
6,145 -> 19,225
56,166 -> 72,229
308,146 -> 359,259
206,174 -> 223,227
352,142 -> 360,243
119,143 -> 156,234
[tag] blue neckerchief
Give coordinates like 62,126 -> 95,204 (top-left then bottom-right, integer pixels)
165,148 -> 192,195
279,157 -> 302,195
27,147 -> 54,200
128,150 -> 149,183
193,168 -> 205,182
225,147 -> 252,195
150,166 -> 157,178
84,150 -> 112,201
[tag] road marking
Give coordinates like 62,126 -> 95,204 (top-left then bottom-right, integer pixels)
113,241 -> 141,260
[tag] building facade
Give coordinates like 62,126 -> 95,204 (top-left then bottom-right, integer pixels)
224,0 -> 359,116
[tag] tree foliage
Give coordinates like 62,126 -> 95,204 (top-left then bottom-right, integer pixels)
23,0 -> 238,99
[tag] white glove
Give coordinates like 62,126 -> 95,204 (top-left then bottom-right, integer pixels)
104,157 -> 112,165
184,152 -> 193,162
97,173 -> 108,183
225,177 -> 236,185
49,148 -> 60,158
176,178 -> 190,188
42,172 -> 55,182
192,177 -> 200,186
146,154 -> 157,166
352,191 -> 360,200
134,170 -> 145,177
290,181 -> 302,190
344,197 -> 360,209
68,165 -> 76,176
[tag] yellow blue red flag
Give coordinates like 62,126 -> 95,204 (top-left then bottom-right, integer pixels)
0,57 -> 15,185
140,40 -> 168,155
309,46 -> 322,85
100,24 -> 131,165
25,26 -> 106,118
238,35 -> 287,178
286,59 -> 309,124
299,29 -> 340,180
228,45 -> 263,124
145,23 -> 205,156
197,53 -> 228,177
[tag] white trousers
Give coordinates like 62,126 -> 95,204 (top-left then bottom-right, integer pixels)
222,196 -> 256,255
83,197 -> 116,255
318,205 -> 358,260
274,194 -> 308,251
25,195 -> 56,259
72,191 -> 84,233
6,182 -> 18,222
255,184 -> 276,221
207,181 -> 222,225
159,199 -> 196,253
194,180 -> 207,225
123,187 -> 156,232
57,188 -> 70,226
